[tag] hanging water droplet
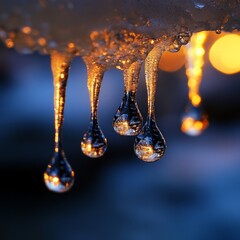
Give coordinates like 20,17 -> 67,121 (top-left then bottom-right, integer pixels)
113,60 -> 143,136
113,91 -> 142,136
44,151 -> 75,193
181,104 -> 208,136
215,28 -> 222,34
44,52 -> 75,192
134,44 -> 167,162
81,118 -> 107,158
82,59 -> 107,158
134,117 -> 166,162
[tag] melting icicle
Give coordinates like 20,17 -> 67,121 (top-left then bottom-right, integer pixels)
182,31 -> 209,136
81,59 -> 107,158
113,60 -> 143,136
181,103 -> 208,136
134,44 -> 166,162
44,52 -> 74,193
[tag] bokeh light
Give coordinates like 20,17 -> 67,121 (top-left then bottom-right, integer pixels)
159,46 -> 185,72
209,34 -> 240,74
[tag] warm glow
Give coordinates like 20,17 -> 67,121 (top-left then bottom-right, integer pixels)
22,26 -> 32,34
181,116 -> 208,136
185,31 -> 207,107
38,38 -> 47,46
5,38 -> 14,48
159,46 -> 185,72
209,34 -> 240,74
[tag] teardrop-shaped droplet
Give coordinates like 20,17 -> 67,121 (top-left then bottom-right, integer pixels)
82,59 -> 107,158
181,104 -> 208,136
134,116 -> 166,162
135,44 -> 167,162
81,119 -> 107,158
44,151 -> 75,193
44,52 -> 75,193
113,91 -> 142,136
113,60 -> 143,136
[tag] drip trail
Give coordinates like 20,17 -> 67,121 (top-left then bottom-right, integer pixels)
44,52 -> 74,193
81,58 -> 107,158
113,60 -> 143,136
134,43 -> 166,162
181,32 -> 209,136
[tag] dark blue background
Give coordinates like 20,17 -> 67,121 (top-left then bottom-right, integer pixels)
0,43 -> 240,240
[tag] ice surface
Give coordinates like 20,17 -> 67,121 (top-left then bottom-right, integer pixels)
0,0 -> 239,68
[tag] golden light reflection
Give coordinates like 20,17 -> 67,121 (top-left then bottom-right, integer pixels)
159,46 -> 185,72
22,26 -> 32,34
185,31 -> 207,107
209,34 -> 240,74
5,38 -> 14,48
181,116 -> 208,136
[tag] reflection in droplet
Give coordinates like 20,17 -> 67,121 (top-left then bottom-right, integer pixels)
113,61 -> 143,136
181,104 -> 208,136
81,118 -> 107,158
44,52 -> 75,192
44,151 -> 75,193
81,59 -> 107,158
135,116 -> 166,162
134,43 -> 167,162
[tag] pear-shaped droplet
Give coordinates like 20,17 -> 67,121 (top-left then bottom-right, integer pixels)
181,104 -> 208,136
44,151 -> 75,193
81,119 -> 107,158
113,91 -> 142,136
44,52 -> 75,193
134,117 -> 166,162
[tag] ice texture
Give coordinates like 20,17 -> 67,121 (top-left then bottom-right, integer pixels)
0,0 -> 239,68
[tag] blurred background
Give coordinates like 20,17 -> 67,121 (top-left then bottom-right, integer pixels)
0,32 -> 240,240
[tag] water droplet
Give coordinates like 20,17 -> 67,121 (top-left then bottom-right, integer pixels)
134,117 -> 166,162
181,104 -> 208,136
113,91 -> 142,136
44,151 -> 74,193
113,61 -> 143,136
44,52 -> 74,192
176,32 -> 192,45
215,29 -> 222,34
82,59 -> 107,158
81,118 -> 107,158
135,44 -> 166,162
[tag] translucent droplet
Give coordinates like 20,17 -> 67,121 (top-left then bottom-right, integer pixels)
113,91 -> 142,136
113,60 -> 143,136
134,117 -> 166,162
81,119 -> 107,158
135,44 -> 166,162
82,59 -> 107,158
181,104 -> 208,136
215,29 -> 222,34
44,52 -> 75,193
176,32 -> 192,45
44,151 -> 74,193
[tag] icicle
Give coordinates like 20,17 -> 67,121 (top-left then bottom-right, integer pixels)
113,60 -> 143,136
81,58 -> 107,158
44,52 -> 74,193
134,44 -> 166,162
